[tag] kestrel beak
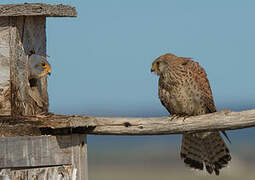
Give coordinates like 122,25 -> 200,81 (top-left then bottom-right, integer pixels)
151,63 -> 156,72
46,66 -> 51,76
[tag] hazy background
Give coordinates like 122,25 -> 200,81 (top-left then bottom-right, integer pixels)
8,0 -> 255,179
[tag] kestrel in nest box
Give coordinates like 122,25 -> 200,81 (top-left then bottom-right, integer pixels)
29,54 -> 51,79
28,54 -> 51,108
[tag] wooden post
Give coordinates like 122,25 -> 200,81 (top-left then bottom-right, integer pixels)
0,3 -> 88,180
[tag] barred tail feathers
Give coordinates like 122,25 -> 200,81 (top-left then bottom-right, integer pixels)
180,132 -> 231,175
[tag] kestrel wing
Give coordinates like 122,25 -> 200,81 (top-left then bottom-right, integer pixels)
188,61 -> 231,143
189,61 -> 216,113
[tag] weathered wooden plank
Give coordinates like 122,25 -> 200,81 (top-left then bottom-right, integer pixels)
0,3 -> 77,17
1,109 -> 255,136
0,17 -> 11,115
9,16 -> 48,116
0,134 -> 88,179
22,16 -> 46,57
71,134 -> 88,180
0,165 -> 77,180
9,16 -> 28,116
0,136 -> 72,168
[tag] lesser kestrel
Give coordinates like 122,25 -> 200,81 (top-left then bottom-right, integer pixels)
29,54 -> 51,80
28,54 -> 51,108
151,53 -> 231,175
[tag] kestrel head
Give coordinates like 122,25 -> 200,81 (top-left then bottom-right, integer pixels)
151,53 -> 178,75
29,54 -> 51,79
151,53 -> 191,76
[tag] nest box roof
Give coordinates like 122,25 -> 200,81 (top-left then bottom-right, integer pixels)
0,3 -> 77,17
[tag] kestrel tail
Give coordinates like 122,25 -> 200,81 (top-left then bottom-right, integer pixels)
151,53 -> 231,175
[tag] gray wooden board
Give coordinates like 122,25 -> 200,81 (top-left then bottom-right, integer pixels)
71,134 -> 88,180
0,135 -> 72,168
9,16 -> 31,116
0,3 -> 77,17
0,134 -> 88,180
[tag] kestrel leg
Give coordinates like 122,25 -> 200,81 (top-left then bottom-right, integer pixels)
169,114 -> 178,121
174,114 -> 190,122
169,114 -> 190,122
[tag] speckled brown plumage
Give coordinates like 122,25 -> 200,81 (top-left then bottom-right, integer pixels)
151,53 -> 231,175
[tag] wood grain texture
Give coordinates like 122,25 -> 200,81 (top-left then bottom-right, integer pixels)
0,109 -> 255,136
9,16 -> 48,116
0,3 -> 77,17
71,134 -> 88,180
0,135 -> 72,168
9,16 -> 28,116
0,17 -> 11,115
0,166 -> 77,180
0,134 -> 88,180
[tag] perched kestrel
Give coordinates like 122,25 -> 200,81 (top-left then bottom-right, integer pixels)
151,53 -> 231,175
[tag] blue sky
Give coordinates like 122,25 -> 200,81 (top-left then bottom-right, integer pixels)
7,0 -> 255,116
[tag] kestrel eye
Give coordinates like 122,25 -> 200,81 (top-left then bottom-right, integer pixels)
41,62 -> 47,68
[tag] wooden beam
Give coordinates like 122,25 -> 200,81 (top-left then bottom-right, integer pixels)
1,109 -> 255,136
0,3 -> 77,17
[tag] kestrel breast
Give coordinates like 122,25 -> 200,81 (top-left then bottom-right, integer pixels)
159,66 -> 209,116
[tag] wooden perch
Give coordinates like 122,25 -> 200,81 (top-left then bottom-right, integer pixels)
0,3 -> 77,17
1,109 -> 255,137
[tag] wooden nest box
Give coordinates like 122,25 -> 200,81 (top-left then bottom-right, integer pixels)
0,3 -> 87,180
0,3 -> 76,116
